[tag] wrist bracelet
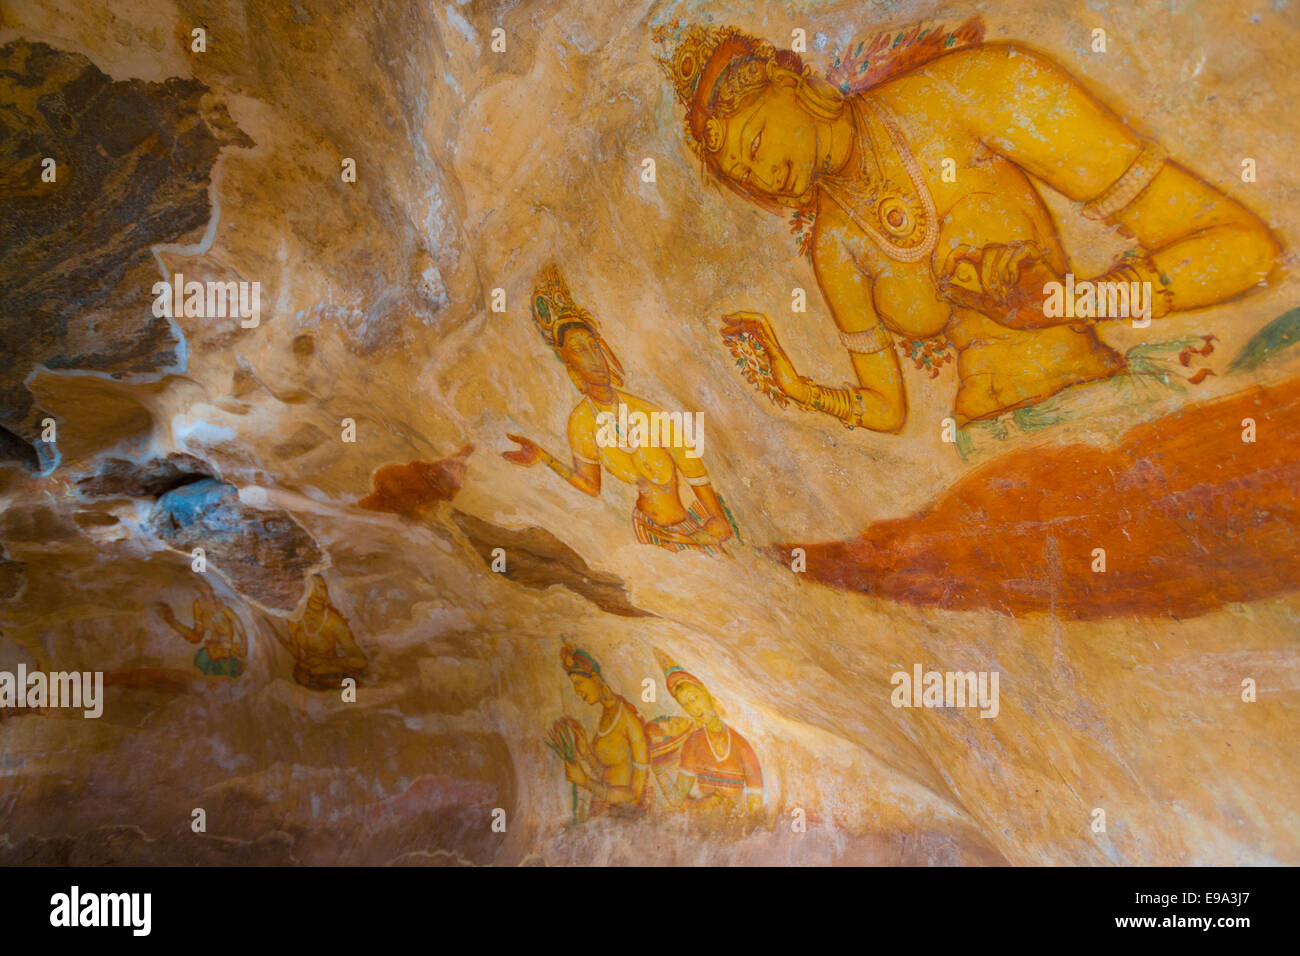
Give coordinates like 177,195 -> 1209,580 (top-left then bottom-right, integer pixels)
795,378 -> 859,428
1101,248 -> 1175,317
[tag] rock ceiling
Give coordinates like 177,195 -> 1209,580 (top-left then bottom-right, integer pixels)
0,0 -> 1297,865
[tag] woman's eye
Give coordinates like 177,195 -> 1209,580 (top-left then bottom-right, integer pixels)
749,131 -> 761,159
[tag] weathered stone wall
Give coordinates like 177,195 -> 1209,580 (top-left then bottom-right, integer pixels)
0,0 -> 1296,865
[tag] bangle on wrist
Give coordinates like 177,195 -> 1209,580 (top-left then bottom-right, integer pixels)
1099,248 -> 1174,318
795,378 -> 859,429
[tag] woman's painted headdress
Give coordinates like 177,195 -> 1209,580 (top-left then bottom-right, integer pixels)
561,641 -> 603,680
653,18 -> 984,217
654,23 -> 822,216
653,647 -> 706,697
655,17 -> 986,158
530,265 -> 625,385
655,23 -> 787,162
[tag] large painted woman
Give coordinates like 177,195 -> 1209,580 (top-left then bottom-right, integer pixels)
655,20 -> 1281,431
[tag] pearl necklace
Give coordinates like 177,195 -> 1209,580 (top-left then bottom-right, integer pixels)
817,97 -> 938,264
704,723 -> 732,762
596,703 -> 621,738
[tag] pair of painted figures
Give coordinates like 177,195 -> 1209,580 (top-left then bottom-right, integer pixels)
546,642 -> 763,823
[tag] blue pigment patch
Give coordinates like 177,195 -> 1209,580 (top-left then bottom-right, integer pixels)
153,478 -> 238,530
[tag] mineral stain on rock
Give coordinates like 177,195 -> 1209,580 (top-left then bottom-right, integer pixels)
146,478 -> 323,611
451,509 -> 653,619
358,445 -> 474,518
788,377 -> 1300,619
0,544 -> 25,602
0,40 -> 252,447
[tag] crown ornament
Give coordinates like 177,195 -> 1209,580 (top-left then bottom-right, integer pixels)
561,641 -> 602,679
653,647 -> 706,696
531,264 -> 597,353
655,23 -> 782,159
529,264 -> 625,385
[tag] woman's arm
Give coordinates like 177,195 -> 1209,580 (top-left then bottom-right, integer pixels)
502,430 -> 601,497
155,601 -> 202,643
544,449 -> 601,496
720,221 -> 907,432
667,448 -> 732,543
605,717 -> 651,806
809,228 -> 907,430
1107,162 -> 1280,312
953,43 -> 1281,311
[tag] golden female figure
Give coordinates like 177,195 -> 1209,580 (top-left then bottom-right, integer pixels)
657,21 -> 1281,430
504,265 -> 737,553
548,642 -> 650,821
648,650 -> 762,819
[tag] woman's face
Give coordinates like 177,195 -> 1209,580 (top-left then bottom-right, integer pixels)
713,81 -> 821,202
674,682 -> 715,720
568,672 -> 602,704
559,327 -> 610,388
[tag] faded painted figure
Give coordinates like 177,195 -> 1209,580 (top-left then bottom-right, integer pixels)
546,642 -> 650,822
156,578 -> 248,678
271,574 -> 368,690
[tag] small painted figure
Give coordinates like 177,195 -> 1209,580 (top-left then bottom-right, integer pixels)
505,265 -> 739,554
156,578 -> 248,678
546,642 -> 651,821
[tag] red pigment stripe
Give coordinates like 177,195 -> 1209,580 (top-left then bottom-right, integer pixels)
779,376 -> 1300,620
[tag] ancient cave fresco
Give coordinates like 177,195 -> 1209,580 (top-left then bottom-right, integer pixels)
504,265 -> 740,555
548,643 -> 762,823
156,576 -> 249,680
0,0 -> 1297,879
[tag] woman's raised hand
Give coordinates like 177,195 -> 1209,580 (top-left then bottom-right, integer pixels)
938,241 -> 1064,328
722,310 -> 805,401
502,433 -> 544,466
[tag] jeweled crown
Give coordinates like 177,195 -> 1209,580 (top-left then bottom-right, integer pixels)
531,264 -> 597,352
654,22 -> 780,157
561,641 -> 601,679
653,647 -> 705,696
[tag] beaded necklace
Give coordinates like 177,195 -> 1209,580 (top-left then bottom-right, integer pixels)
817,97 -> 938,264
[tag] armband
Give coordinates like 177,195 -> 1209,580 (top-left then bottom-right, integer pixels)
1082,140 -> 1168,222
838,324 -> 892,355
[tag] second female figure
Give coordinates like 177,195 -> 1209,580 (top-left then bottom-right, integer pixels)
504,265 -> 738,555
